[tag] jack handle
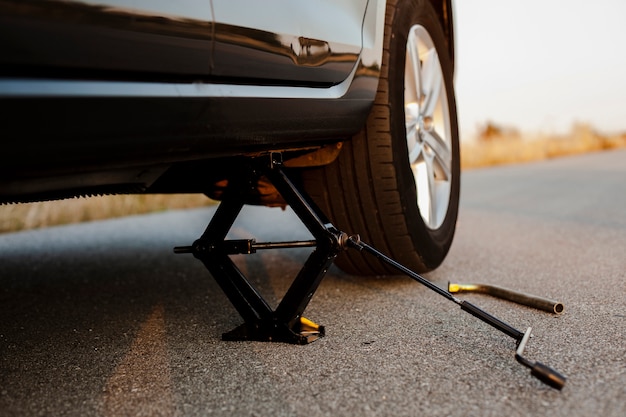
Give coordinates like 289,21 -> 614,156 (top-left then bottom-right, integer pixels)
516,327 -> 567,390
347,236 -> 566,390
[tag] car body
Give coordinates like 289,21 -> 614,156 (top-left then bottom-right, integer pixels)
0,0 -> 453,201
1,0 -> 458,275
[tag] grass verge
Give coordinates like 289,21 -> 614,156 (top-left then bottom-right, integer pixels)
461,123 -> 626,169
0,194 -> 213,234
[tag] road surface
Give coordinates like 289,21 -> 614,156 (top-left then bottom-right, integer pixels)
1,149 -> 625,416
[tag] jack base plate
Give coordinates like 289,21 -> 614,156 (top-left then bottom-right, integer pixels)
222,317 -> 325,345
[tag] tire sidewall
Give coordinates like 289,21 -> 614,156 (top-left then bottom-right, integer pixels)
388,0 -> 460,269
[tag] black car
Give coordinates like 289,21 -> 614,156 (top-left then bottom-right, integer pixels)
0,0 -> 459,276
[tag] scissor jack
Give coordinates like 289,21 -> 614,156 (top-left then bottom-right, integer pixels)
174,153 -> 566,389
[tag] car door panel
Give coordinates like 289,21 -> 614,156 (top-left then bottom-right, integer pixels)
0,0 -> 213,79
211,0 -> 367,85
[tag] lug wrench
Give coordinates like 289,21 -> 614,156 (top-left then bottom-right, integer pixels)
448,282 -> 564,314
347,236 -> 567,390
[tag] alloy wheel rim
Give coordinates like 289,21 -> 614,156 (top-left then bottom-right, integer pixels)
404,24 -> 453,230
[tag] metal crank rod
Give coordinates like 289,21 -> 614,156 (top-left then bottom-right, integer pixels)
347,236 -> 567,390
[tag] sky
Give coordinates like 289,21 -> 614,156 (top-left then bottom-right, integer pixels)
453,0 -> 626,138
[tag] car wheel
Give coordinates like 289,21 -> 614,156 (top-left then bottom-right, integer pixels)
301,0 -> 460,275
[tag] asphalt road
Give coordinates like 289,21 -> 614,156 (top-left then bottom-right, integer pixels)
1,149 -> 625,417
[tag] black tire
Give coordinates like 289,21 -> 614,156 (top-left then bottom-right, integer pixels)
301,0 -> 460,275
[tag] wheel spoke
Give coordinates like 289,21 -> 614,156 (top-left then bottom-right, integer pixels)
420,50 -> 443,118
409,140 -> 423,164
406,34 -> 423,105
422,130 -> 452,179
405,102 -> 421,162
405,102 -> 419,132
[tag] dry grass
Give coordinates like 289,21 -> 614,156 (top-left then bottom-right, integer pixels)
2,123 -> 625,234
0,194 -> 213,234
461,123 -> 626,169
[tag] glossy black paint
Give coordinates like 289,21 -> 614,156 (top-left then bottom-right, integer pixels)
0,87 -> 375,201
212,23 -> 359,86
0,0 -> 213,80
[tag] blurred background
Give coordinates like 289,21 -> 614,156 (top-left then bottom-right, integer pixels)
454,0 -> 626,139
